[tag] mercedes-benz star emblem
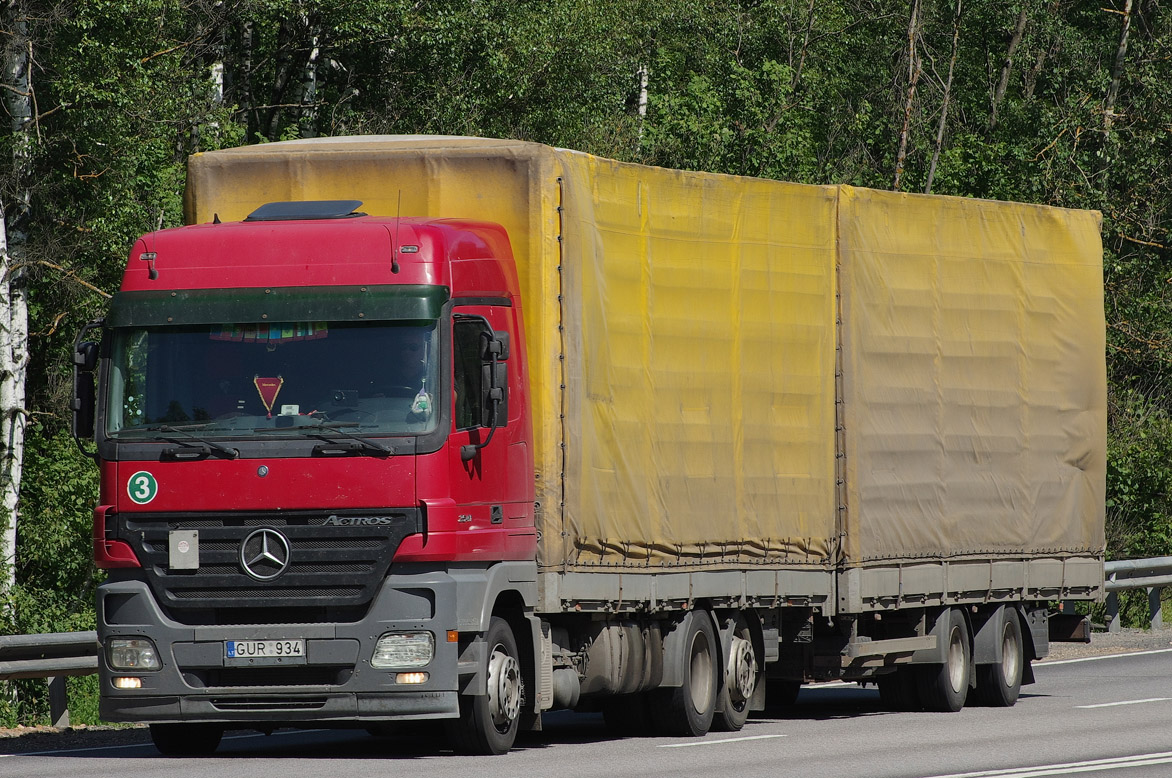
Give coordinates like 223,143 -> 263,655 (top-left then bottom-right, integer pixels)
239,528 -> 291,581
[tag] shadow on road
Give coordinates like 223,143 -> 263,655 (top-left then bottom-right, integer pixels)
2,686 -> 1053,760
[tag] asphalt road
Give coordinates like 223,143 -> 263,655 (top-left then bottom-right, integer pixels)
5,648 -> 1172,778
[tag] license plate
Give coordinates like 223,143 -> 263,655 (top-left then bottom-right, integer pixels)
225,639 -> 305,663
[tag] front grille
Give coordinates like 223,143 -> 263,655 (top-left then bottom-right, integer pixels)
170,587 -> 364,600
114,509 -> 422,620
191,667 -> 350,688
211,697 -> 330,711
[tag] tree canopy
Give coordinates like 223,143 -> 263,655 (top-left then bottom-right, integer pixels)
1,0 -> 1169,724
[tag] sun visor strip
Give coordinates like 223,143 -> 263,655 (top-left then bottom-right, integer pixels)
106,285 -> 450,327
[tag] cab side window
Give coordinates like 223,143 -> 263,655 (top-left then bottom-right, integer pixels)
454,319 -> 489,430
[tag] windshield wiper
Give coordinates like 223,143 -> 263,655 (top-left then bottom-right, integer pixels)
253,421 -> 394,457
146,424 -> 240,460
310,424 -> 394,457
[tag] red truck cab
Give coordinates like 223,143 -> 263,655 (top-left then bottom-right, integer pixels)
75,201 -> 538,755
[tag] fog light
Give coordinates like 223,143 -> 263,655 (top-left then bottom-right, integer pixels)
108,638 -> 160,670
372,632 -> 434,669
396,672 -> 429,684
113,676 -> 142,689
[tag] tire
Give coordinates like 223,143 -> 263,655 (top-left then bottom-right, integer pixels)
149,723 -> 223,756
656,611 -> 719,737
445,617 -> 524,755
877,667 -> 921,711
974,607 -> 1024,707
763,679 -> 802,713
916,608 -> 971,713
713,615 -> 760,731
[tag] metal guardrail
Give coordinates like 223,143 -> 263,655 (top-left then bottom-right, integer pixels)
1104,557 -> 1172,632
0,631 -> 98,727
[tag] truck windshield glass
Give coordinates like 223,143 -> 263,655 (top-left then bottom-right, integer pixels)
106,321 -> 438,438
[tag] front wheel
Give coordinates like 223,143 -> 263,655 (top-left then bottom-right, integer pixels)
149,723 -> 223,756
446,616 -> 523,755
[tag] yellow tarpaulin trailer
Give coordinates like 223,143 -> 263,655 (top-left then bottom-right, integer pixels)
186,136 -> 1105,610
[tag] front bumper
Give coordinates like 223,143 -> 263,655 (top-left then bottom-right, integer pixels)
98,568 -> 461,724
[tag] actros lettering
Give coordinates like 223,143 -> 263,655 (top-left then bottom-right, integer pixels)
322,515 -> 395,526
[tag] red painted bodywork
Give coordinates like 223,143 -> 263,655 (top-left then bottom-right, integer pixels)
101,214 -> 537,567
121,217 -> 519,295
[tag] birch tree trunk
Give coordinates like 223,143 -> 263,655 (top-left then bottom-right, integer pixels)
893,0 -> 922,191
635,63 -> 649,144
1,0 -> 32,602
989,3 -> 1029,131
926,0 -> 962,194
298,27 -> 320,138
1103,0 -> 1134,131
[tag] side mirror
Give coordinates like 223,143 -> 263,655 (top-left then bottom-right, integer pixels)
72,322 -> 103,449
72,372 -> 96,439
460,326 -> 511,461
481,361 -> 508,428
484,330 -> 509,361
74,340 -> 98,371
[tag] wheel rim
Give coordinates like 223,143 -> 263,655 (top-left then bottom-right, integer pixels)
727,634 -> 757,705
1001,621 -> 1021,683
487,642 -> 522,730
947,627 -> 966,693
689,630 -> 715,712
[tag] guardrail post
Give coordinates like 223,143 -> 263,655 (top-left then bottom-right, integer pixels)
1149,587 -> 1165,631
48,676 -> 69,728
1105,590 -> 1121,633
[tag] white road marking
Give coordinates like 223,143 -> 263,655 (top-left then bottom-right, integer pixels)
918,750 -> 1172,778
1037,647 -> 1172,666
657,734 -> 786,748
1077,697 -> 1172,709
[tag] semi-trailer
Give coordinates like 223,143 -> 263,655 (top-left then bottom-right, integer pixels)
73,136 -> 1105,755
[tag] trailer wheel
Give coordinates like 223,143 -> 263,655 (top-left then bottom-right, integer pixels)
916,608 -> 970,712
149,723 -> 223,756
974,607 -> 1023,707
446,617 -> 523,755
656,611 -> 718,736
713,615 -> 759,731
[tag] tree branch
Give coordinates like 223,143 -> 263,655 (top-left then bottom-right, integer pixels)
4,260 -> 111,298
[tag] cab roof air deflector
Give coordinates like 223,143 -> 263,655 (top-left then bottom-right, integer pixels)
245,200 -> 365,222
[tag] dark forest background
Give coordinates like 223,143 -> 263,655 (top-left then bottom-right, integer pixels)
1,0 -> 1169,724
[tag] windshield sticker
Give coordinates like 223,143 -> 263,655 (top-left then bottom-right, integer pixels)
254,376 -> 285,418
211,322 -> 328,343
127,471 -> 159,505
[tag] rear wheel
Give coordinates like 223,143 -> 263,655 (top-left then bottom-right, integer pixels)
916,608 -> 971,712
713,615 -> 759,731
974,607 -> 1024,707
149,723 -> 223,756
656,611 -> 719,736
446,617 -> 523,755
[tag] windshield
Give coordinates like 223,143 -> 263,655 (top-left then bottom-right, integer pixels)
106,321 -> 438,438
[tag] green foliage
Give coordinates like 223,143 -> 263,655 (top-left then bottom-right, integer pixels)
3,0 -> 1172,723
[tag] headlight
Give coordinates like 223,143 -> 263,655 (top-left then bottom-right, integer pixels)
108,638 -> 161,670
372,632 -> 434,669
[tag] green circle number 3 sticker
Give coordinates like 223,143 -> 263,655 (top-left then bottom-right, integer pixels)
127,471 -> 159,505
